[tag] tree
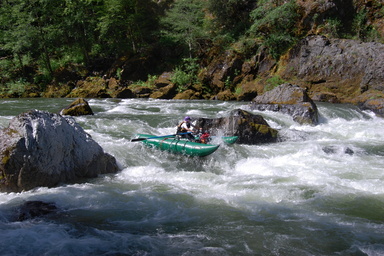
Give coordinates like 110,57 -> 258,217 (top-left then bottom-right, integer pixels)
62,0 -> 102,66
1,0 -> 38,72
1,0 -> 65,77
97,0 -> 159,56
249,0 -> 299,59
161,0 -> 208,58
207,0 -> 256,38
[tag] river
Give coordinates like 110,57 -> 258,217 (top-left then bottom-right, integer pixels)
1,98 -> 384,256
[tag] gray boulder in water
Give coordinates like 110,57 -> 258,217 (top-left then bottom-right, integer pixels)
250,83 -> 319,125
60,98 -> 94,116
195,109 -> 278,144
0,110 -> 119,192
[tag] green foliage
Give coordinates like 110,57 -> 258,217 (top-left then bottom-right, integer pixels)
98,0 -> 159,56
352,9 -> 381,42
0,0 -> 162,93
207,0 -> 254,38
250,0 -> 298,34
264,33 -> 296,59
249,0 -> 299,59
135,75 -> 157,88
161,0 -> 208,58
264,75 -> 286,92
320,18 -> 342,38
234,87 -> 242,96
4,79 -> 28,96
0,0 -> 382,97
171,58 -> 200,92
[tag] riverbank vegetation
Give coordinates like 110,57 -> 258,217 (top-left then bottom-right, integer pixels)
0,0 -> 383,98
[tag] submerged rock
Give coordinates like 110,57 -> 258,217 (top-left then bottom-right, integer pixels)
250,83 -> 319,125
17,201 -> 58,221
195,109 -> 278,144
322,146 -> 354,155
0,110 -> 119,192
60,98 -> 94,116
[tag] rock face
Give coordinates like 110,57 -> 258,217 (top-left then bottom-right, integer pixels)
60,98 -> 94,116
0,110 -> 119,192
195,109 -> 278,144
251,83 -> 319,125
283,35 -> 384,107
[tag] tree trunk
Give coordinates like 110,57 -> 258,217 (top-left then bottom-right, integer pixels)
39,27 -> 53,77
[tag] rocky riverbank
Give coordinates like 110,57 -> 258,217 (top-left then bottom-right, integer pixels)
2,36 -> 384,117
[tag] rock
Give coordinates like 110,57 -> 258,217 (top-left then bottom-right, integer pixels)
235,81 -> 258,101
311,92 -> 340,103
107,77 -> 120,90
66,77 -> 111,98
198,49 -> 244,94
359,98 -> 384,117
322,146 -> 354,155
60,98 -> 94,116
251,83 -> 319,125
17,201 -> 58,221
154,72 -> 173,88
174,89 -> 200,100
195,109 -> 278,144
131,86 -> 152,98
150,84 -> 177,99
283,35 -> 384,104
115,88 -> 134,98
0,110 -> 119,192
215,89 -> 237,101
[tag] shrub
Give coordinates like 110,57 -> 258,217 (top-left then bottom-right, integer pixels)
249,0 -> 299,59
320,18 -> 342,38
264,75 -> 286,92
170,58 -> 200,92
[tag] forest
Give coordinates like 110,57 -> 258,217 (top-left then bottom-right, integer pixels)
0,0 -> 383,98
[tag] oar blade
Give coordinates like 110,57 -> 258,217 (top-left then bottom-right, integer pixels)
130,138 -> 147,142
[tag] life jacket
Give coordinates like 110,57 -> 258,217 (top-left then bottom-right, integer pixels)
199,133 -> 210,144
177,121 -> 191,133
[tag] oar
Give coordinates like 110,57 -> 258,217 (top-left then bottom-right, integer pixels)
131,132 -> 192,142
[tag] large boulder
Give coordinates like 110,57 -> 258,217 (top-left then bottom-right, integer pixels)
195,109 -> 278,144
115,88 -> 135,98
214,89 -> 237,101
359,98 -> 384,117
60,98 -> 94,116
198,50 -> 244,94
250,83 -> 319,125
0,110 -> 119,192
150,84 -> 178,99
66,77 -> 111,98
282,35 -> 384,109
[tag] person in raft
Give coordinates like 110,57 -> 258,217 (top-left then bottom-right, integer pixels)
177,116 -> 198,141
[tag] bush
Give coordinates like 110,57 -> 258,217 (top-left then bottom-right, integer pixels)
264,75 -> 286,92
170,58 -> 200,92
352,9 -> 382,42
320,18 -> 342,38
5,79 -> 28,96
264,33 -> 296,60
249,0 -> 299,59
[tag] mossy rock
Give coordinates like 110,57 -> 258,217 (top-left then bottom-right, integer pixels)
60,98 -> 94,116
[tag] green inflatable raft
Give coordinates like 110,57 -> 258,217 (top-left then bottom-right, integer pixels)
133,134 -> 238,157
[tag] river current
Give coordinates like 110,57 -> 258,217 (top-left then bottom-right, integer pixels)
0,98 -> 384,256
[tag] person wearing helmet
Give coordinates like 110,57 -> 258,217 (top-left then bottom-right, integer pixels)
177,116 -> 197,141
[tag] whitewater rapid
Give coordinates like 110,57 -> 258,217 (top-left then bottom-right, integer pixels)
1,98 -> 384,256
